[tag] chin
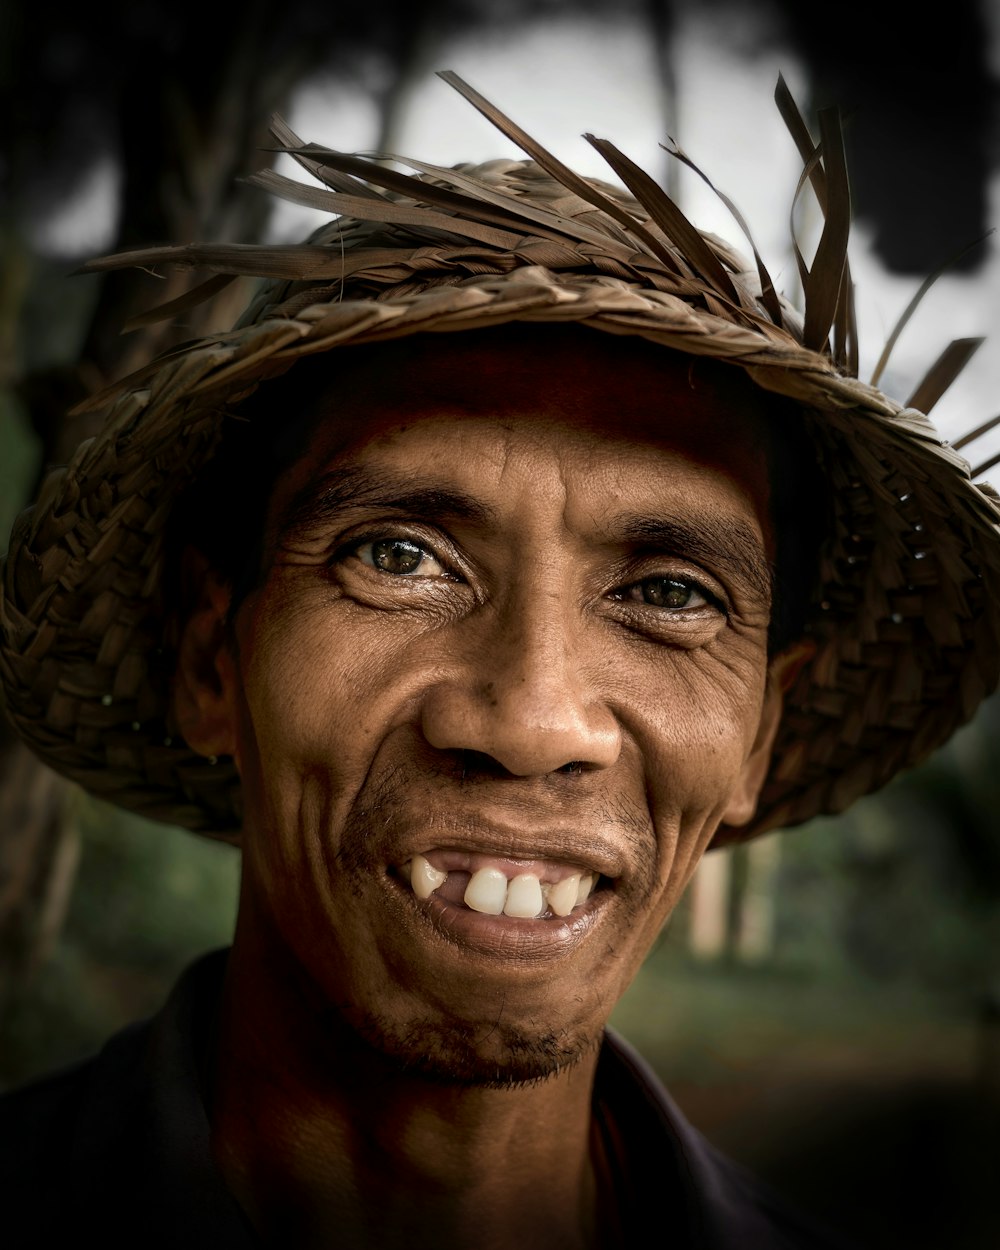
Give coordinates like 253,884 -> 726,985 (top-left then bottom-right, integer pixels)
347,1009 -> 602,1088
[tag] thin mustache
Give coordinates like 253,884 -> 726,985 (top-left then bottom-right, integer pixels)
336,759 -> 657,883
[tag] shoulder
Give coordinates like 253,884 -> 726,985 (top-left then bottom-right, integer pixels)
0,1055 -> 93,1167
694,1138 -> 861,1250
0,1020 -> 152,1244
597,1029 -> 860,1250
0,952 -> 254,1250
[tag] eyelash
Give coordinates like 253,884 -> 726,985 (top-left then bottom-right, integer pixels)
337,531 -> 461,580
337,530 -> 725,615
611,576 -> 724,615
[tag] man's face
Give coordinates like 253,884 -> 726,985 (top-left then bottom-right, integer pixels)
185,328 -> 783,1084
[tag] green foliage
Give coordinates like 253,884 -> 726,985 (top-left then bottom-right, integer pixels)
69,795 -> 239,968
0,795 -> 239,1089
774,694 -> 1000,1001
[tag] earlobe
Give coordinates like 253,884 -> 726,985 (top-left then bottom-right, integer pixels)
171,548 -> 241,767
720,638 -> 815,827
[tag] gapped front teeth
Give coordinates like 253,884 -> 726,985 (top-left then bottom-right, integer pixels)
408,856 -> 596,919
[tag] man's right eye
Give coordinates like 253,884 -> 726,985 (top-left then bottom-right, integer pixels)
354,538 -> 449,577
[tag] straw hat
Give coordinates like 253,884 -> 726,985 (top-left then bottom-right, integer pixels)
2,73 -> 999,844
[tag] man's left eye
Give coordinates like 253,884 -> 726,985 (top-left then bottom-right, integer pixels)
620,578 -> 710,610
355,538 -> 448,577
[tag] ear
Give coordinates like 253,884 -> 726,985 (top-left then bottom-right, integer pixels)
721,639 -> 815,827
171,547 -> 242,769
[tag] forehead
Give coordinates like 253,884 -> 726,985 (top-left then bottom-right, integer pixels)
276,325 -> 777,526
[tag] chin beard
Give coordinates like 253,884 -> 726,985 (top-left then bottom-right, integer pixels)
344,1008 -> 601,1088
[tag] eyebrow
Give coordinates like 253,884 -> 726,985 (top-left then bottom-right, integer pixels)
277,464 -> 773,602
617,515 -> 773,603
276,465 -> 495,541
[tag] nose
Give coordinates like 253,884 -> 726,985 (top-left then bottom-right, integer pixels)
419,596 -> 621,777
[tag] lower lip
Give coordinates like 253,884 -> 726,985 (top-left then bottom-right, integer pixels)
391,876 -> 606,958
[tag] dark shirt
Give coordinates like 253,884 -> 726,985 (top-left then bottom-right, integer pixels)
0,949 -> 855,1248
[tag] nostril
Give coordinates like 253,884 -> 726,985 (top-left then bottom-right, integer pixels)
455,748 -> 518,782
450,749 -> 585,782
421,680 -> 620,777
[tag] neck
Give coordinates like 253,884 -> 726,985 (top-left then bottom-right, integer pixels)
209,927 -> 608,1250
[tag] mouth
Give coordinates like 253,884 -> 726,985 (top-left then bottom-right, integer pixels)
396,850 -> 608,921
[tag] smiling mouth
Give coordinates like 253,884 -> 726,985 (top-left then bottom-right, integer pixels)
400,852 -> 601,920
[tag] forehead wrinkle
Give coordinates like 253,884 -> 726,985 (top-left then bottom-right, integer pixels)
468,423 -> 579,546
276,463 -> 495,542
617,514 -> 773,604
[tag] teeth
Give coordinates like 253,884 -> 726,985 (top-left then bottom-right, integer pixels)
547,874 -> 581,917
405,858 -> 599,918
410,853 -> 447,900
503,873 -> 544,918
464,867 -> 508,915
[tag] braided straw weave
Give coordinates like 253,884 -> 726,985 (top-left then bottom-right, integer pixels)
2,73 -> 1000,843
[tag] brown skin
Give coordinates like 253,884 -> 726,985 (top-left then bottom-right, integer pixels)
174,328 -> 804,1248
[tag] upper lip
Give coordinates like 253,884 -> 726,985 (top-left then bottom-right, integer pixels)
388,817 -> 623,881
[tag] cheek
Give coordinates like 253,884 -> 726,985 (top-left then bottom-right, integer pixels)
232,596 -> 429,820
622,646 -> 768,829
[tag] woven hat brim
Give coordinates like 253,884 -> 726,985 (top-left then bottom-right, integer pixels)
3,262 -> 1000,841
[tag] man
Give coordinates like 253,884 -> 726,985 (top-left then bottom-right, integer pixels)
1,74 -> 998,1248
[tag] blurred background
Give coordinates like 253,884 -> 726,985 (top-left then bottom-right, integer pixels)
2,1 -> 999,1246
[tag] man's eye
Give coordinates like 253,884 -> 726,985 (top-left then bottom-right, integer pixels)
355,538 -> 448,577
621,578 -> 710,610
